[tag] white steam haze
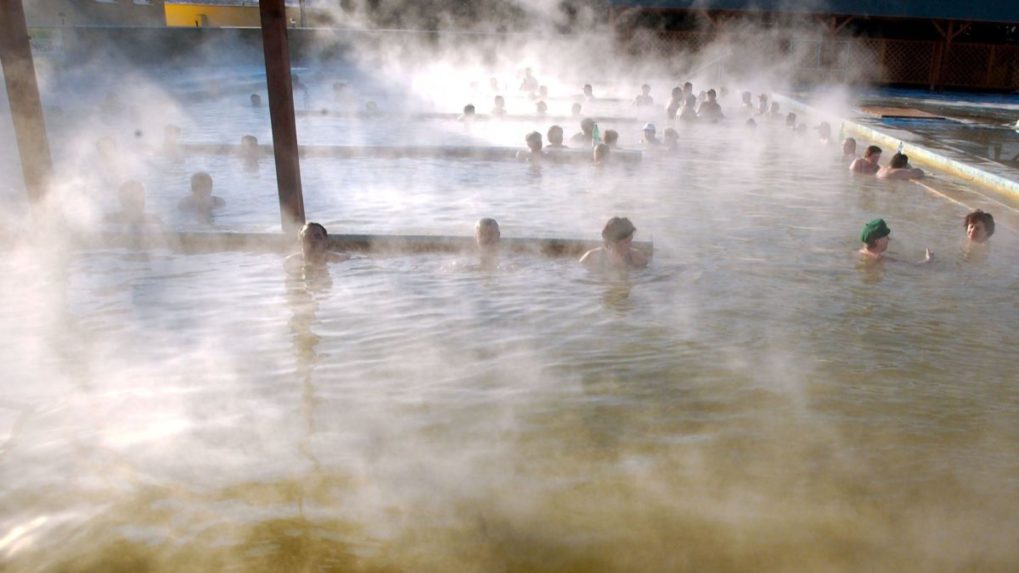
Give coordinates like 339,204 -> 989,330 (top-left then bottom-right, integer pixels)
2,0 -> 1019,571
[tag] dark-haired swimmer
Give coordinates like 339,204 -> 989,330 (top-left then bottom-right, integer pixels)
520,67 -> 538,93
964,210 -> 995,244
678,95 -> 698,122
580,217 -> 648,270
570,118 -> 596,145
785,112 -> 797,128
492,95 -> 506,117
571,102 -> 582,117
517,131 -> 543,162
250,94 -> 262,107
858,218 -> 931,262
583,84 -> 595,101
877,152 -> 924,180
664,128 -> 679,151
842,137 -> 857,159
817,122 -> 832,144
697,89 -> 723,121
458,104 -> 476,122
546,125 -> 567,150
757,94 -> 768,115
850,145 -> 881,175
105,180 -> 163,229
535,100 -> 548,116
178,171 -> 225,218
603,129 -> 619,148
285,222 -> 349,270
666,87 -> 683,119
741,91 -> 753,110
633,84 -> 654,106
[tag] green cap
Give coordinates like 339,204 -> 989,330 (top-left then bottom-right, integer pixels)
861,218 -> 891,244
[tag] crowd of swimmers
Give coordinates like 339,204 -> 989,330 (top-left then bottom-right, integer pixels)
100,73 -> 1000,274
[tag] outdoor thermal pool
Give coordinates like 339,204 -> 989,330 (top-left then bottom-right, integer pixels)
1,73 -> 1019,572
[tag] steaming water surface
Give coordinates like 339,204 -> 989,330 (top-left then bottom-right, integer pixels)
2,78 -> 1019,571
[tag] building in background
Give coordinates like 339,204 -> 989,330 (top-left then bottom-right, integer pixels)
25,0 -> 166,27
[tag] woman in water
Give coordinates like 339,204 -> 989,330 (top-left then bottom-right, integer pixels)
964,210 -> 994,244
580,217 -> 649,270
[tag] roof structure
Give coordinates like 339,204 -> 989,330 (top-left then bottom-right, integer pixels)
607,1 -> 1019,24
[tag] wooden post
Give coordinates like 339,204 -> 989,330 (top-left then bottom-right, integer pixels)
259,0 -> 306,233
0,0 -> 53,203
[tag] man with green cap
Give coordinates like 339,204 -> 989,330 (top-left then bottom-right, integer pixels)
858,218 -> 931,262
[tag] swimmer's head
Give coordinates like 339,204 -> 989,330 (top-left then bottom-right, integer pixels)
683,82 -> 693,92
707,89 -> 717,101
603,129 -> 619,146
786,112 -> 797,127
536,100 -> 548,115
250,94 -> 262,107
475,218 -> 501,249
843,137 -> 857,155
525,131 -> 543,152
602,216 -> 636,246
860,218 -> 891,252
671,86 -> 682,98
642,123 -> 656,140
190,171 -> 213,198
746,118 -> 757,129
580,117 -> 595,135
864,145 -> 882,159
547,125 -> 564,146
889,152 -> 909,168
664,128 -> 678,143
118,180 -> 146,214
641,84 -> 651,95
685,94 -> 697,107
583,84 -> 593,97
299,222 -> 329,259
964,210 -> 995,243
463,104 -> 476,115
817,122 -> 831,139
593,143 -> 610,164
494,95 -> 505,108
571,102 -> 582,116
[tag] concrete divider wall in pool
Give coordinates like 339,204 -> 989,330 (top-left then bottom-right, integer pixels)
773,94 -> 1019,201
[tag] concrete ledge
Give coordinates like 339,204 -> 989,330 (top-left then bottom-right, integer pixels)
774,94 -> 1019,201
88,231 -> 653,259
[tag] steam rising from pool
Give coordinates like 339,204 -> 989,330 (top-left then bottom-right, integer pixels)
2,4 -> 1019,572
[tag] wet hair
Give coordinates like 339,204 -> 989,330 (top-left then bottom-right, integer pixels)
602,217 -> 636,243
547,125 -> 564,145
580,117 -> 595,134
190,171 -> 213,194
864,145 -> 882,158
786,112 -> 797,126
641,84 -> 651,92
964,210 -> 995,237
603,129 -> 619,145
463,104 -> 476,115
683,82 -> 693,90
475,218 -> 501,246
889,152 -> 909,168
583,83 -> 593,93
525,131 -> 542,150
300,221 -> 328,241
593,143 -> 610,163
707,89 -> 716,99
843,137 -> 857,154
250,94 -> 262,106
535,100 -> 548,114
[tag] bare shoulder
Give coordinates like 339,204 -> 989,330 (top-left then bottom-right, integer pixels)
579,247 -> 603,267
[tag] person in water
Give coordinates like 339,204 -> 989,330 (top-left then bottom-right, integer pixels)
603,129 -> 619,148
678,94 -> 698,122
858,218 -> 931,262
535,100 -> 548,116
741,91 -> 753,111
250,94 -> 262,107
491,95 -> 506,117
570,117 -> 596,145
697,89 -> 723,121
877,152 -> 924,180
571,102 -> 583,117
178,171 -> 226,217
641,123 -> 661,146
458,104 -> 476,122
816,122 -> 833,145
663,128 -> 679,151
842,137 -> 857,159
286,222 -> 349,269
666,86 -> 683,119
580,217 -> 649,270
633,84 -> 654,106
757,93 -> 769,115
850,145 -> 882,175
475,217 -> 501,257
785,112 -> 797,128
964,210 -> 995,244
517,131 -> 543,162
519,67 -> 538,93
546,125 -> 567,150
105,180 -> 163,228
593,143 -> 611,166
582,84 -> 595,101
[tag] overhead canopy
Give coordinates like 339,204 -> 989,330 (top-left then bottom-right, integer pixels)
607,1 -> 1019,24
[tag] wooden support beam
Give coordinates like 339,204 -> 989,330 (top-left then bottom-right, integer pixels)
0,0 -> 53,203
259,0 -> 306,233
